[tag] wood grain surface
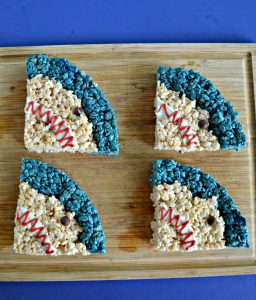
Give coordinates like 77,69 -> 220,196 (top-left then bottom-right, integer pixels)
0,44 -> 255,281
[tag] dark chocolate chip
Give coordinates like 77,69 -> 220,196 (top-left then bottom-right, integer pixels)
179,92 -> 183,99
198,119 -> 209,129
60,216 -> 70,226
58,244 -> 65,251
207,215 -> 216,226
73,107 -> 84,116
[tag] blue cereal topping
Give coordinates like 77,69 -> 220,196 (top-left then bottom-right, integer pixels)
20,158 -> 106,254
157,66 -> 246,150
149,160 -> 249,248
26,54 -> 119,155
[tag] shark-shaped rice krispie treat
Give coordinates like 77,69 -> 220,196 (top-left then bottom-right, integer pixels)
154,67 -> 246,152
14,158 -> 105,256
149,160 -> 249,252
25,54 -> 118,155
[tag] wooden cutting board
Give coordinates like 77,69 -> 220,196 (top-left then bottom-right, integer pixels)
0,44 -> 255,281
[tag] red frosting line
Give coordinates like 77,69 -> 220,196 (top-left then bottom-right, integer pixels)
16,208 -> 55,255
26,100 -> 75,149
156,103 -> 198,146
160,207 -> 196,250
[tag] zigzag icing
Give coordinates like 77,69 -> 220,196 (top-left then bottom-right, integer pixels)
25,97 -> 77,149
160,206 -> 196,251
16,206 -> 56,255
155,98 -> 199,146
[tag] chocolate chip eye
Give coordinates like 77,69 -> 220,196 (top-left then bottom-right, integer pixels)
207,215 -> 216,226
73,107 -> 84,117
198,119 -> 209,129
60,216 -> 70,226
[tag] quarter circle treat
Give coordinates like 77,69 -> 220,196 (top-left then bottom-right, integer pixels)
14,158 -> 106,255
155,66 -> 246,152
149,160 -> 249,252
25,54 -> 119,155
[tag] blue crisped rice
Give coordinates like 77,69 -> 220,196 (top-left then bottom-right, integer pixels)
26,54 -> 119,155
149,160 -> 249,248
20,158 -> 106,254
157,66 -> 246,150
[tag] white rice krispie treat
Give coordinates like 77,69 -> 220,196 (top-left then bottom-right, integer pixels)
154,82 -> 220,152
13,182 -> 90,256
150,181 -> 225,252
24,75 -> 98,153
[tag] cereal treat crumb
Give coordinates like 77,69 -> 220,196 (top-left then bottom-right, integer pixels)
15,158 -> 106,255
149,160 -> 249,251
25,54 -> 119,155
155,66 -> 246,152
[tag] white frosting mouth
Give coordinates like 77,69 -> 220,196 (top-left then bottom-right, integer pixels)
155,97 -> 199,147
159,204 -> 197,251
16,206 -> 56,255
25,97 -> 78,149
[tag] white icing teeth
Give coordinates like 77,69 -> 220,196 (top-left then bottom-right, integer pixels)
16,206 -> 56,255
154,82 -> 220,152
25,97 -> 77,149
155,98 -> 199,146
159,205 -> 197,251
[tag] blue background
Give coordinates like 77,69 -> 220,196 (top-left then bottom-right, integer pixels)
0,0 -> 255,299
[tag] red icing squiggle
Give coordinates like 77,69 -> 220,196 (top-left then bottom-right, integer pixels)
16,207 -> 55,255
26,100 -> 75,149
160,207 -> 196,250
156,103 -> 198,146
